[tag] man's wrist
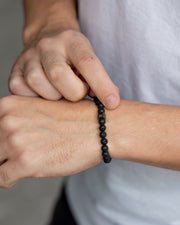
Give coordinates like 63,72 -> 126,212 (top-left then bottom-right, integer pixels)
23,0 -> 80,47
23,21 -> 80,47
68,98 -> 103,165
79,98 -> 117,163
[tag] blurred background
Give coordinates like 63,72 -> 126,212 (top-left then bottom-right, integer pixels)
0,1 -> 63,224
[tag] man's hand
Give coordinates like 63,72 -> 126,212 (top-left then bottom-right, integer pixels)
9,29 -> 120,109
0,95 -> 103,188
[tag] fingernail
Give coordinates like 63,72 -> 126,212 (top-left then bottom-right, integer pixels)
104,95 -> 118,108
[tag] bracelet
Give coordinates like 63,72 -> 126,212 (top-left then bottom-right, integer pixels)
93,97 -> 112,163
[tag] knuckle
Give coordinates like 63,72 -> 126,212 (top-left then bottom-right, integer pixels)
8,76 -> 22,94
37,38 -> 52,51
18,152 -> 30,170
24,48 -> 36,60
60,29 -> 78,42
0,115 -> 16,132
0,96 -> 11,110
78,54 -> 96,67
25,71 -> 38,87
69,34 -> 92,54
7,131 -> 24,155
70,89 -> 87,102
49,64 -> 67,82
0,95 -> 18,110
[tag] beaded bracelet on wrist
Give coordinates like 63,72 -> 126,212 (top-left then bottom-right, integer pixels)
93,97 -> 112,163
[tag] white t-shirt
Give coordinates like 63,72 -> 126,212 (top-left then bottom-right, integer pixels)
66,1 -> 180,224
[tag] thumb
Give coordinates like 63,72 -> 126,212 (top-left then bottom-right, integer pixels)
101,84 -> 120,109
69,54 -> 120,109
79,58 -> 121,109
68,40 -> 120,109
90,84 -> 120,109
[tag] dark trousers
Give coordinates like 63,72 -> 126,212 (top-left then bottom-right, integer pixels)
49,185 -> 78,225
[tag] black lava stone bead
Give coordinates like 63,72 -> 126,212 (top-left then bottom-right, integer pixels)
101,138 -> 108,145
103,156 -> 112,163
101,145 -> 108,152
99,125 -> 106,131
102,151 -> 109,157
94,97 -> 100,105
100,131 -> 106,138
98,108 -> 105,114
98,103 -> 104,108
98,113 -> 104,119
99,118 -> 105,124
98,112 -> 105,120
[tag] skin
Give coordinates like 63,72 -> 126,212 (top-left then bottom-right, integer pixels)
0,96 -> 180,189
0,96 -> 102,187
9,0 -> 120,109
1,0 -> 180,188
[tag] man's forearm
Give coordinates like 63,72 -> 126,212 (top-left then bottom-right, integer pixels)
23,0 -> 80,46
1,96 -> 180,188
105,100 -> 180,171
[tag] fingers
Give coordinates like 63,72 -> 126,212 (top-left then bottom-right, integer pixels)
10,55 -> 62,100
9,59 -> 38,97
0,160 -> 25,188
68,40 -> 120,109
23,56 -> 62,100
40,51 -> 89,101
9,30 -> 120,107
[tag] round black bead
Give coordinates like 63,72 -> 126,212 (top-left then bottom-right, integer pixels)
94,96 -> 111,164
98,108 -> 105,114
99,125 -> 106,131
101,138 -> 108,145
98,113 -> 103,119
98,112 -> 105,120
99,118 -> 105,124
101,145 -> 108,152
100,131 -> 106,138
94,97 -> 100,105
98,103 -> 104,108
103,156 -> 112,163
102,151 -> 109,157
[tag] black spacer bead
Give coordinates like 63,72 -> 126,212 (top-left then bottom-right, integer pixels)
99,118 -> 105,124
99,125 -> 106,131
98,108 -> 105,114
101,145 -> 108,152
101,138 -> 108,145
100,131 -> 106,138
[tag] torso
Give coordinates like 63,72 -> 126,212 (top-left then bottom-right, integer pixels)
67,1 -> 180,224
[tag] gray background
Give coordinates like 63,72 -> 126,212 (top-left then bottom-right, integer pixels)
0,1 -> 63,224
